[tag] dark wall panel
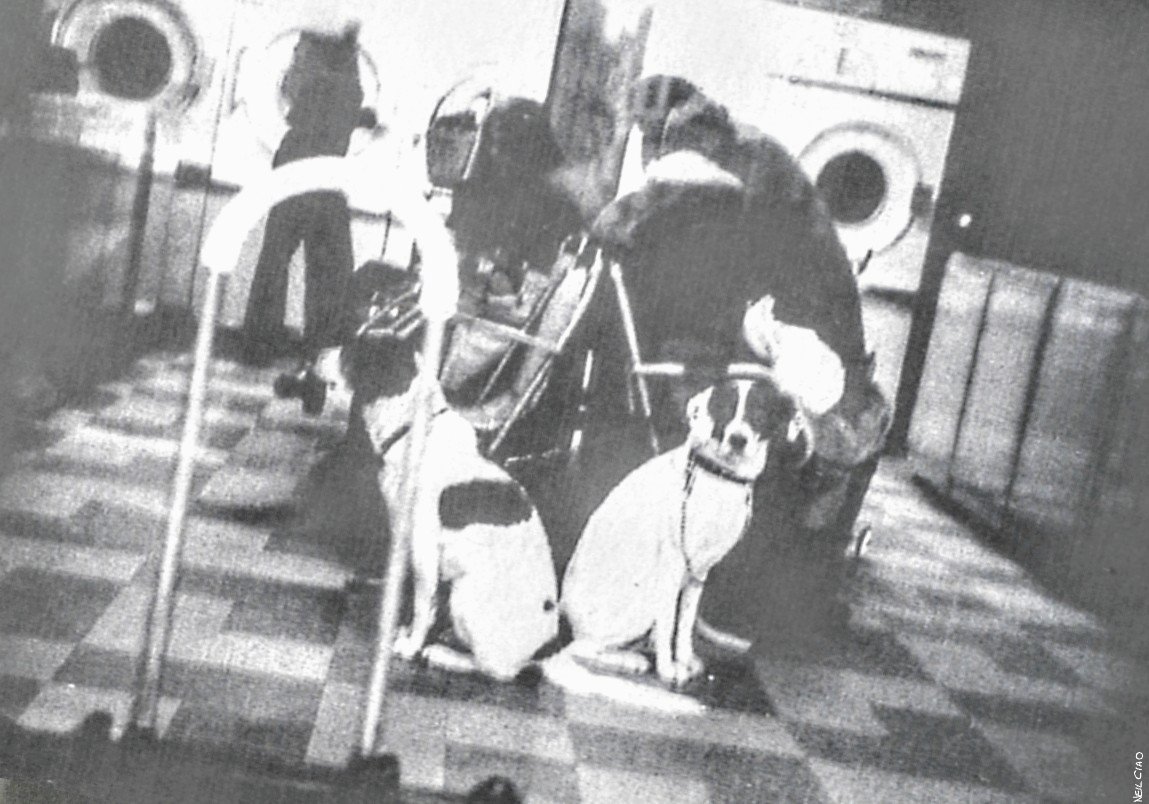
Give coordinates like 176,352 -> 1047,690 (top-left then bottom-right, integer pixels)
942,0 -> 1149,296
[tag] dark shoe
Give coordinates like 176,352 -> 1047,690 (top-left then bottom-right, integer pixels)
273,367 -> 327,415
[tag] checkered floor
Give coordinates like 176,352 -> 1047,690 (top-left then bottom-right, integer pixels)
0,350 -> 1145,802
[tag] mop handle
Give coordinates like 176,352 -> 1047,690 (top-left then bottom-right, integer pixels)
131,157 -> 458,757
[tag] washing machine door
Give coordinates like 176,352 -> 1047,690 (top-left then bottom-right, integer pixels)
232,29 -> 383,157
798,122 -> 925,266
52,0 -> 203,108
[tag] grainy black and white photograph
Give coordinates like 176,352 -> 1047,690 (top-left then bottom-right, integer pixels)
0,0 -> 1146,800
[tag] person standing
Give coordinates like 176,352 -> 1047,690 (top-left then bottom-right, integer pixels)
241,24 -> 374,374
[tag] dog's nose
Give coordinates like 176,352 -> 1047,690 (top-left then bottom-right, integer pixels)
727,432 -> 748,452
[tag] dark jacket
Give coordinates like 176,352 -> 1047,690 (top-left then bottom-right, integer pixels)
273,32 -> 364,167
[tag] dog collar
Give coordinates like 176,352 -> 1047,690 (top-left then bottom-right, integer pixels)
374,405 -> 451,457
686,449 -> 759,486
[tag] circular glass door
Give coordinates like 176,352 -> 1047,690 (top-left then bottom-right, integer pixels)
799,122 -> 922,262
52,0 -> 201,107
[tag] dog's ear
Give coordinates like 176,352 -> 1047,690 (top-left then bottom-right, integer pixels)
685,386 -> 712,427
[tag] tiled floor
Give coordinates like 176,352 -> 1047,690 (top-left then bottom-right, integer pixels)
0,350 -> 1145,802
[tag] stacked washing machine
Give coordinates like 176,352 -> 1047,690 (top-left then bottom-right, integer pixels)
634,0 -> 971,408
40,0 -> 565,330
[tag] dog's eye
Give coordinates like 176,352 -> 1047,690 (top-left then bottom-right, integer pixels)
542,599 -> 555,612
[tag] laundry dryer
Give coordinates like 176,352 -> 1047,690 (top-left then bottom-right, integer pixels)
634,0 -> 970,405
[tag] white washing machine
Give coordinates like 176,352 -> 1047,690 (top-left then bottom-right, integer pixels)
192,0 -> 566,328
33,0 -> 235,312
44,0 -> 233,171
636,0 -> 970,404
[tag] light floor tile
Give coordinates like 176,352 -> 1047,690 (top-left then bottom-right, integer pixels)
95,395 -> 182,431
181,548 -> 350,592
305,681 -> 364,768
447,703 -> 575,764
565,693 -> 803,757
182,517 -> 270,554
0,472 -> 171,520
18,684 -> 179,739
197,468 -> 302,509
0,471 -> 90,518
45,426 -> 228,469
190,632 -> 334,682
0,535 -> 144,583
381,693 -> 453,791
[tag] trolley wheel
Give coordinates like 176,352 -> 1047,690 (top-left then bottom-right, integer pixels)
273,369 -> 327,416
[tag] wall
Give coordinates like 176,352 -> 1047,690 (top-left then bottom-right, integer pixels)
891,0 -> 1149,444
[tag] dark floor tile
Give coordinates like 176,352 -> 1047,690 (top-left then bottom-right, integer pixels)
176,669 -> 325,726
256,418 -> 346,442
389,661 -> 565,718
164,706 -> 315,766
1020,621 -> 1112,651
915,586 -> 998,615
789,704 -> 1028,792
70,388 -> 122,413
54,645 -> 330,717
674,650 -> 776,717
54,644 -> 206,700
89,414 -> 175,441
200,423 -> 255,454
947,689 -> 1124,740
568,722 -> 824,802
223,584 -> 345,645
800,625 -> 932,682
443,744 -> 578,802
976,637 -> 1081,686
7,422 -> 68,455
0,674 -> 42,720
704,746 -> 829,804
132,382 -> 270,416
176,568 -> 335,612
29,453 -> 175,489
71,501 -> 166,552
89,415 -> 249,456
0,569 -> 120,642
53,645 -> 135,692
0,509 -> 83,546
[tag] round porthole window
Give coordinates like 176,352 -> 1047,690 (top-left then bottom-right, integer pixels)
816,150 -> 887,225
92,16 -> 172,100
799,123 -> 922,262
52,0 -> 202,109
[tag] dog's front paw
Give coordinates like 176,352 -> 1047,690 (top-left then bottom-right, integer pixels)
392,628 -> 424,661
659,655 -> 706,688
422,644 -> 479,675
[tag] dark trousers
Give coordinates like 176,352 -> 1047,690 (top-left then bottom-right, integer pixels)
243,191 -> 354,361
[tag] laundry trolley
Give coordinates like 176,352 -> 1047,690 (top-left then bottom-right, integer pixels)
0,158 -> 522,803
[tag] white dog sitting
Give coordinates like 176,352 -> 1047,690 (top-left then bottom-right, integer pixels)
313,334 -> 559,681
553,371 -> 813,688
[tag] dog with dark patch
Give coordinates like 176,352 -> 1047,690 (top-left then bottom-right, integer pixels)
550,371 -> 812,689
312,335 -> 559,681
